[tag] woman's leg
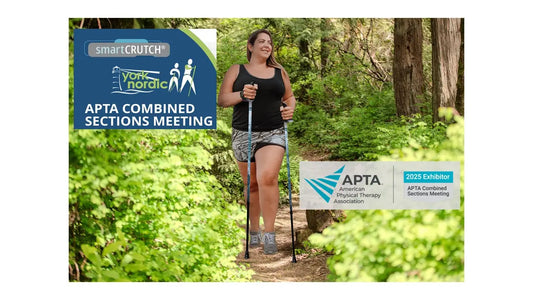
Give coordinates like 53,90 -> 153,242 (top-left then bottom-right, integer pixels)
237,161 -> 260,232
254,145 -> 285,233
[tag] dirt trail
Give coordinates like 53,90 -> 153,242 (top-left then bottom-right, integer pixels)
235,199 -> 331,282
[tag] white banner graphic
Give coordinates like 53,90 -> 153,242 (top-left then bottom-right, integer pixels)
299,161 -> 460,210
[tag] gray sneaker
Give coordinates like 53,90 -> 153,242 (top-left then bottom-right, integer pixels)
263,232 -> 278,254
250,231 -> 261,248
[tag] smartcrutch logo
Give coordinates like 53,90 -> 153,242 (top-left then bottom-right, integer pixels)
304,165 -> 345,203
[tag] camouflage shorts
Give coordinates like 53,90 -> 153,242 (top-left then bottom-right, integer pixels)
232,127 -> 286,162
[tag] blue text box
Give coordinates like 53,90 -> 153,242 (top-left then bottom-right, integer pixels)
403,171 -> 454,183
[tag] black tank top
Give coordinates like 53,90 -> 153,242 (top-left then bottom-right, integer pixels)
232,64 -> 285,131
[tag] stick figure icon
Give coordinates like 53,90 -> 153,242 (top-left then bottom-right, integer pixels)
168,63 -> 180,93
180,59 -> 196,95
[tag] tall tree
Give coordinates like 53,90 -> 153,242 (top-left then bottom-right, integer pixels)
393,18 -> 425,116
455,19 -> 465,116
431,18 -> 462,121
320,18 -> 334,77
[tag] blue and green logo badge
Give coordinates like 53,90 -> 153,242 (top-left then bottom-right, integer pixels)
304,165 -> 345,203
74,29 -> 216,129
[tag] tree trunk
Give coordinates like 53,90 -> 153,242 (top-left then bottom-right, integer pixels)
306,210 -> 344,233
297,210 -> 344,247
393,18 -> 424,116
320,18 -> 333,78
298,35 -> 313,104
431,18 -> 462,122
455,19 -> 465,116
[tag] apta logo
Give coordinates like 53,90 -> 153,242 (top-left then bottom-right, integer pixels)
111,59 -> 198,96
304,165 -> 345,203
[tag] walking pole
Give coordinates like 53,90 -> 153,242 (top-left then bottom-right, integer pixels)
283,103 -> 297,263
244,82 -> 255,260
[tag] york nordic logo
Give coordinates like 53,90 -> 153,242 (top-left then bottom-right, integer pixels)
112,66 -> 162,94
304,165 -> 345,203
111,59 -> 197,96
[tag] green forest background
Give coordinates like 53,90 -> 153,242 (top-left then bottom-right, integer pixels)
69,18 -> 464,282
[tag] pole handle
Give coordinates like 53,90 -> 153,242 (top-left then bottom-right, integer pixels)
282,102 -> 293,123
242,81 -> 256,103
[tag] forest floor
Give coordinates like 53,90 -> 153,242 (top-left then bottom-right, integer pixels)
235,198 -> 332,282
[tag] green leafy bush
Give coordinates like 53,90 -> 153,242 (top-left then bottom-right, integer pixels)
208,116 -> 243,203
69,127 -> 253,281
309,112 -> 464,282
278,137 -> 302,204
293,85 -> 447,161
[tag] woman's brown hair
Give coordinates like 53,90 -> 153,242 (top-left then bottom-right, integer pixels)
246,29 -> 282,69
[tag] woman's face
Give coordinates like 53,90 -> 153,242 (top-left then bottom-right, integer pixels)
249,32 -> 272,60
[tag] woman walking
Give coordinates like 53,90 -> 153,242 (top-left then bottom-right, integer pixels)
218,29 -> 296,254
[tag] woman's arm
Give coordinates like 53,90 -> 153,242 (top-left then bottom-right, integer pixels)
218,64 -> 243,107
280,68 -> 296,120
